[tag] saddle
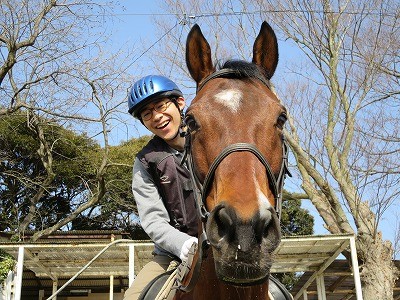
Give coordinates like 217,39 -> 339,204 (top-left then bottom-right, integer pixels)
139,242 -> 292,299
269,275 -> 294,300
138,269 -> 293,300
138,268 -> 177,300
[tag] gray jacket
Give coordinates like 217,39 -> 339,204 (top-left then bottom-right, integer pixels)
132,145 -> 194,258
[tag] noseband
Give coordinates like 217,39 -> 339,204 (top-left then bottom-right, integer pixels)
177,69 -> 291,292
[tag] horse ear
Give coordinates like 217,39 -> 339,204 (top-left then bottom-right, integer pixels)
186,24 -> 215,84
252,21 -> 279,79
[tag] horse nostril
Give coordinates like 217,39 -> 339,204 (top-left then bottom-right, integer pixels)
254,212 -> 274,243
215,207 -> 235,241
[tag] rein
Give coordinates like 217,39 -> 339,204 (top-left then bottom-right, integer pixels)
177,68 -> 291,292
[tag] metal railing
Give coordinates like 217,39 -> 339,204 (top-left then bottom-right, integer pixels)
45,239 -> 150,300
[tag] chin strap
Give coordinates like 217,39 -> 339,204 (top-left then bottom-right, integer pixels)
168,110 -> 186,140
179,110 -> 186,137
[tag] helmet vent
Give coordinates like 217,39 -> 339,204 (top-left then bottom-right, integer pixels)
150,80 -> 154,90
143,82 -> 147,93
134,90 -> 138,99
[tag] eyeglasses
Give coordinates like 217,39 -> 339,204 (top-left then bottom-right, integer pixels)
140,100 -> 173,121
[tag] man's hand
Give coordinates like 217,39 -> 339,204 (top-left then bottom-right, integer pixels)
179,237 -> 198,262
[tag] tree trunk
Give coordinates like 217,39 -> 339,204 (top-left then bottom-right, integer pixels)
358,232 -> 398,299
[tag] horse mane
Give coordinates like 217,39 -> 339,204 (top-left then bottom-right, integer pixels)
218,59 -> 270,83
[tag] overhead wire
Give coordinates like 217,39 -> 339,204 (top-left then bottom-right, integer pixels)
108,7 -> 397,91
168,16 -> 187,77
121,20 -> 180,76
110,7 -> 397,73
104,9 -> 398,18
102,20 -> 180,92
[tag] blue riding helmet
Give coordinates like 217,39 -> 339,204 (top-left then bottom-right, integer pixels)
128,75 -> 183,118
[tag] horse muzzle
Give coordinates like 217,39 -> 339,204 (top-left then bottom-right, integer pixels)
205,203 -> 281,286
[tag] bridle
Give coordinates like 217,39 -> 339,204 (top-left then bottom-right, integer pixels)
177,68 -> 291,292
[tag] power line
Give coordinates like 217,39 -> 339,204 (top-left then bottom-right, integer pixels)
103,9 -> 398,19
117,21 -> 180,79
169,17 -> 186,77
101,20 -> 180,93
109,7 -> 398,86
194,9 -> 398,18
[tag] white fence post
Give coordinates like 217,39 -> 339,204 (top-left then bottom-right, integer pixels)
14,247 -> 24,300
3,270 -> 14,300
128,244 -> 135,287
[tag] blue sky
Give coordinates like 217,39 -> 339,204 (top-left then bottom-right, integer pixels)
99,2 -> 398,251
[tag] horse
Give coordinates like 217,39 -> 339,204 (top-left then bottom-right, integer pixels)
173,21 -> 291,300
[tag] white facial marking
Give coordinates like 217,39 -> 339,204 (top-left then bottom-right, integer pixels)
257,186 -> 273,219
214,89 -> 242,112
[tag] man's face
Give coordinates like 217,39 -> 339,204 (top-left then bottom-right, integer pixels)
141,97 -> 185,141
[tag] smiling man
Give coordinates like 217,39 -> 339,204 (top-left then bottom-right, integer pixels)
125,75 -> 198,300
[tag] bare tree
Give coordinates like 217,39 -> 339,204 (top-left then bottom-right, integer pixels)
148,0 -> 399,298
395,217 -> 400,260
259,1 -> 400,298
0,0 -> 134,240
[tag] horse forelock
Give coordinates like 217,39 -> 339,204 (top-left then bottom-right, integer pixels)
219,59 -> 270,85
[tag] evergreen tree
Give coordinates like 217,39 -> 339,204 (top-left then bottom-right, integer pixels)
0,113 -> 98,231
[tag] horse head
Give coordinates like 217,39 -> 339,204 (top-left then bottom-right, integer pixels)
180,21 -> 290,298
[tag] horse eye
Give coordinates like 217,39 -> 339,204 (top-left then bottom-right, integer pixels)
185,115 -> 198,132
277,113 -> 287,129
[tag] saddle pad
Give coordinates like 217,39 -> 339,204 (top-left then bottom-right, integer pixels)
138,268 -> 176,300
139,270 -> 292,300
269,275 -> 294,300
